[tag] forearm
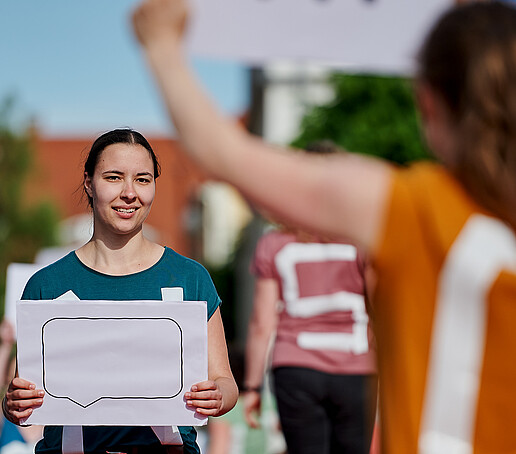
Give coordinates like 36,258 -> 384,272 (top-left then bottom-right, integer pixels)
205,308 -> 238,417
0,345 -> 13,389
145,42 -> 392,247
244,322 -> 274,390
244,278 -> 278,390
142,40 -> 319,219
143,42 -> 250,177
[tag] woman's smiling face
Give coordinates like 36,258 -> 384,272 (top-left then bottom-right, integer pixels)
84,143 -> 156,239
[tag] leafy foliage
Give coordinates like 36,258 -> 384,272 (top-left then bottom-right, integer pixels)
292,74 -> 432,164
0,98 -> 59,313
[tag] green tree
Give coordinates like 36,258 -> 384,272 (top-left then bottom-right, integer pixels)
0,98 -> 59,313
292,74 -> 431,164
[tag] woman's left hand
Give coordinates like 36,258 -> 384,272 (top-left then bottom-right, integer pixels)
185,380 -> 224,416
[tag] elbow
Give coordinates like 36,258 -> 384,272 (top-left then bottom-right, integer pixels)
248,320 -> 273,342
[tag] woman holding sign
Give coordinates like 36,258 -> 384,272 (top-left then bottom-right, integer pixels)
131,1 -> 516,453
2,128 -> 238,454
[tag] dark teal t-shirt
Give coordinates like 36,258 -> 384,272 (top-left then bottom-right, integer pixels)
22,247 -> 221,454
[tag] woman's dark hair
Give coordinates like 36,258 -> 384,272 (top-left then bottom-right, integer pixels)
418,1 -> 516,229
83,128 -> 161,207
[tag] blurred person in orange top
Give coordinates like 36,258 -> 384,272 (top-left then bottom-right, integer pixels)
133,1 -> 516,452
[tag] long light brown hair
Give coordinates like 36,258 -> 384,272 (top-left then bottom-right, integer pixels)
418,2 -> 516,229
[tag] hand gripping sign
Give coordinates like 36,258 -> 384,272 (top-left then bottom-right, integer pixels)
16,299 -> 208,426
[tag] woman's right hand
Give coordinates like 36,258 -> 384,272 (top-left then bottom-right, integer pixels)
3,377 -> 44,425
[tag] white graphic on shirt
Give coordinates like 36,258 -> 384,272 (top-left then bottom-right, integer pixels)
275,243 -> 369,354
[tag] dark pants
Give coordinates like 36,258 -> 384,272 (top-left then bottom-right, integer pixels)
273,367 -> 377,454
125,447 -> 183,454
106,446 -> 183,454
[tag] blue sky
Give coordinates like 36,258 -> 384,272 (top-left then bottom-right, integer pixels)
0,1 -> 249,136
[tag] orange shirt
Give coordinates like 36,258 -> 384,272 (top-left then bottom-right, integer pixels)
374,163 -> 516,454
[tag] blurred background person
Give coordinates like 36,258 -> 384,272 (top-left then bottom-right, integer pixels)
243,144 -> 377,454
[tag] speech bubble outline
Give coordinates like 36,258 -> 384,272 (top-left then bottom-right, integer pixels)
42,317 -> 183,408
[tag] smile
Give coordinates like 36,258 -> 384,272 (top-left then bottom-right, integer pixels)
113,207 -> 138,213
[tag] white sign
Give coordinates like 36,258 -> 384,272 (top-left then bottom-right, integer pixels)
5,263 -> 43,330
16,300 -> 208,426
188,0 -> 452,73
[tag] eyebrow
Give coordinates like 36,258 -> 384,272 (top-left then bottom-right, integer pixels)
102,170 -> 154,177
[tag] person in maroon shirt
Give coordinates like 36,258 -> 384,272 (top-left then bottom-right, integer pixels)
241,141 -> 377,454
244,227 -> 377,454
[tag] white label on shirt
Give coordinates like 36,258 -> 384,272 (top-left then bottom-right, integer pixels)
161,287 -> 184,302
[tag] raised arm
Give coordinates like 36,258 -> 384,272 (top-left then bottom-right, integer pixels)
132,0 -> 393,251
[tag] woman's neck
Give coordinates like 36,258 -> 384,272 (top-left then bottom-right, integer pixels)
76,232 -> 164,276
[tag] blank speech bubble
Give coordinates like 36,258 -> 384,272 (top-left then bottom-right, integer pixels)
42,317 -> 183,408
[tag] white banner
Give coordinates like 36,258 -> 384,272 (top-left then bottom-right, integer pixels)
188,0 -> 452,74
17,300 -> 208,426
